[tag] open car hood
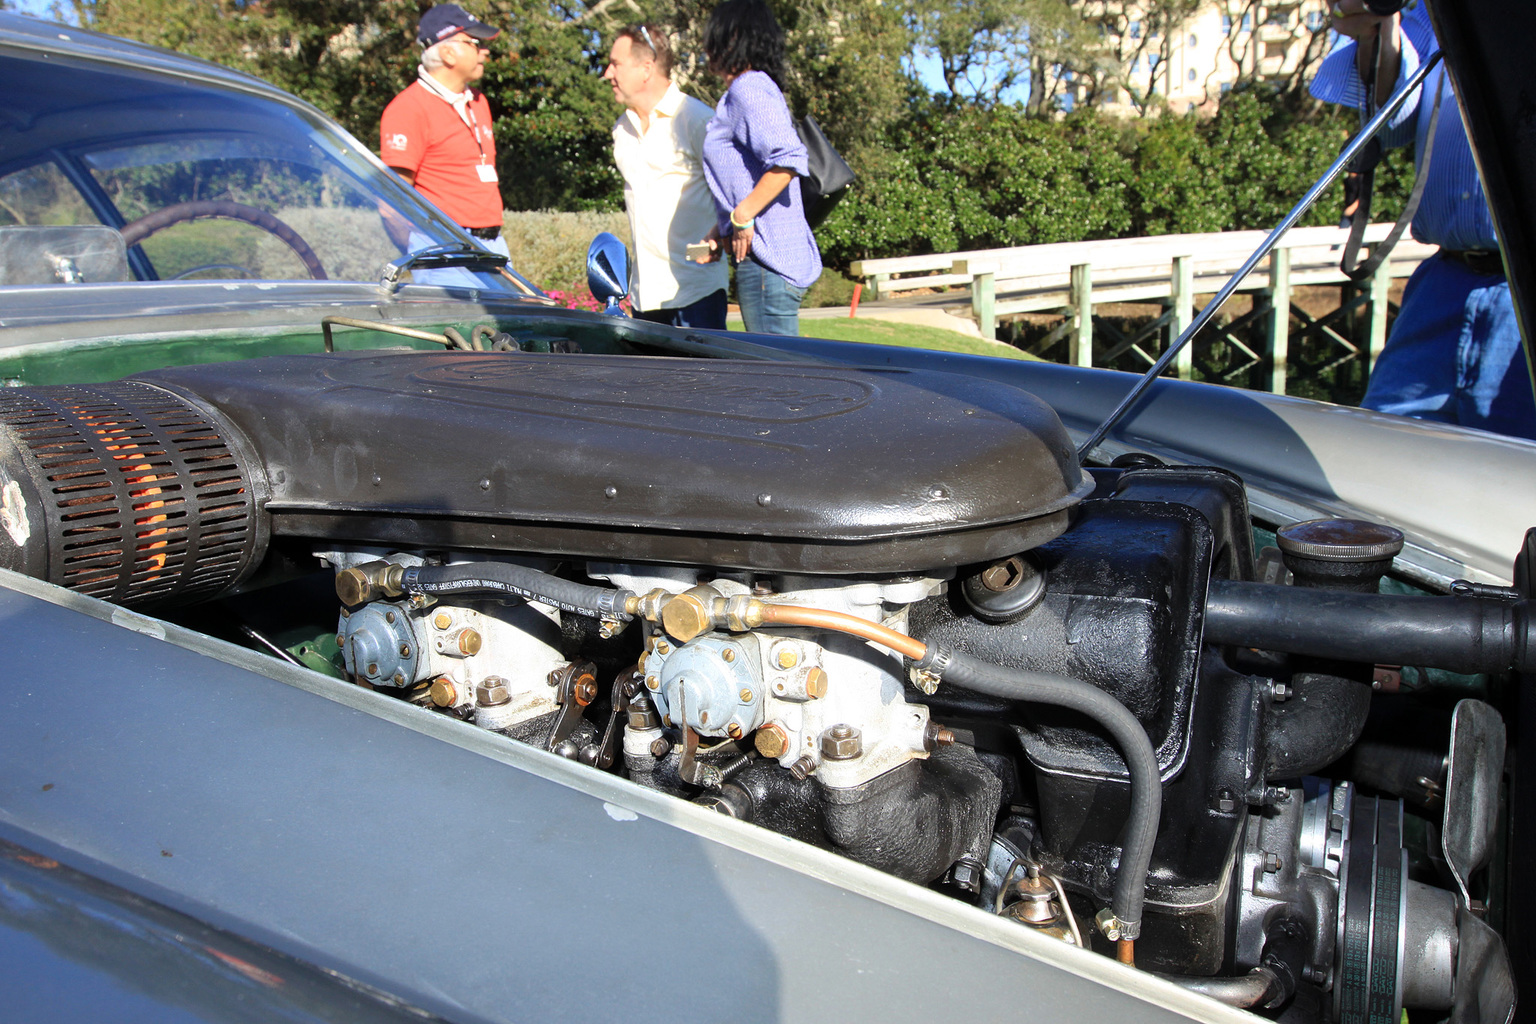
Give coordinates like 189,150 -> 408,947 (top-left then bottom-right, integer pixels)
1429,0 -> 1536,357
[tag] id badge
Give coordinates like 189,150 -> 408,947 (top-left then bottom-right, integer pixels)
475,163 -> 499,183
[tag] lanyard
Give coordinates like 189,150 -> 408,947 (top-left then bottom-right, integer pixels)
463,100 -> 487,164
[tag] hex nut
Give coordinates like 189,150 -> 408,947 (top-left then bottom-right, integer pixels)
1213,788 -> 1239,814
573,674 -> 598,706
820,724 -> 863,760
475,677 -> 512,707
804,668 -> 828,699
923,720 -> 956,752
755,723 -> 791,759
429,678 -> 457,707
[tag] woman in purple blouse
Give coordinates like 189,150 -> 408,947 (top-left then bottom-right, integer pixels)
693,0 -> 822,336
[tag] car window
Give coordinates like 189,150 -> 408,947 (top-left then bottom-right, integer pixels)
0,160 -> 101,228
0,48 -> 518,293
81,134 -> 401,282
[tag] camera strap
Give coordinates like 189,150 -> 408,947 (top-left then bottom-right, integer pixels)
1340,28 -> 1443,282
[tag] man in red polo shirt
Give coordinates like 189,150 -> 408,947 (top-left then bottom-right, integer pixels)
380,4 -> 507,256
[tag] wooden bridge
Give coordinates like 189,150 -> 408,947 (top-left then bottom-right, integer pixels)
850,224 -> 1436,396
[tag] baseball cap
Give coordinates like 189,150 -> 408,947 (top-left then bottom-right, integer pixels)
417,4 -> 500,47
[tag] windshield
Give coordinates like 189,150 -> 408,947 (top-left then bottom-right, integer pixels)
0,47 -> 519,293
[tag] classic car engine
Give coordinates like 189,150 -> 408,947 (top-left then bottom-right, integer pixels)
0,349 -> 1521,1023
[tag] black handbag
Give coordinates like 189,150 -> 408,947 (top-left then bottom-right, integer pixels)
795,115 -> 854,229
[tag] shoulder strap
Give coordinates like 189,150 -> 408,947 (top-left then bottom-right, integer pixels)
1341,48 -> 1445,281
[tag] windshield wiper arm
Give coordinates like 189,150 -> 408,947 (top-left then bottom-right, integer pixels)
380,243 -> 508,289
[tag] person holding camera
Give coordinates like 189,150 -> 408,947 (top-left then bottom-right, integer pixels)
693,0 -> 821,336
1312,0 -> 1535,439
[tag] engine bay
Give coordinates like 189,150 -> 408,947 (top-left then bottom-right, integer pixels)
0,348 -> 1521,1023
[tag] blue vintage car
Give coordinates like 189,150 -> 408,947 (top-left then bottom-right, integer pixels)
0,7 -> 1526,1022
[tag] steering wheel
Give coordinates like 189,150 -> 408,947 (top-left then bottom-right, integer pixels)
118,200 -> 329,280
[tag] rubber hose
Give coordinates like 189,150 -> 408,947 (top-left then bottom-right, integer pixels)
1205,579 -> 1532,674
922,645 -> 1161,937
401,563 -> 634,620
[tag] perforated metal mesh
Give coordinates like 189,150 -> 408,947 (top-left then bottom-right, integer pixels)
0,381 -> 262,607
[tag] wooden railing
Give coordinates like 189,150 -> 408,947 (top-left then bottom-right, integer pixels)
851,225 -> 1437,395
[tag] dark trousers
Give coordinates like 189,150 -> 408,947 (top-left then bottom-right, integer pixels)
633,289 -> 728,330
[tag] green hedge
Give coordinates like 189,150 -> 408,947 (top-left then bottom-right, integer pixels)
815,89 -> 1414,268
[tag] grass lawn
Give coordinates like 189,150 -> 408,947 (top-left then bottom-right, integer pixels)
726,315 -> 1040,361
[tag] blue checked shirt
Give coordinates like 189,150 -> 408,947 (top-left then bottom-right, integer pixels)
1310,2 -> 1499,253
702,71 -> 822,289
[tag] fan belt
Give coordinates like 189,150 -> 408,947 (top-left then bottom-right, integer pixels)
1334,794 -> 1407,1024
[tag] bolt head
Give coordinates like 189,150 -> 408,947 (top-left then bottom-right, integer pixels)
649,736 -> 673,758
755,723 -> 791,759
820,724 -> 863,760
572,674 -> 598,706
804,668 -> 828,699
429,678 -> 457,706
776,645 -> 800,669
457,628 -> 483,656
433,612 -> 452,630
979,556 -> 1026,592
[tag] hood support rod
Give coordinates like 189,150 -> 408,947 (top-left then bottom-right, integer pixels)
1076,50 -> 1444,464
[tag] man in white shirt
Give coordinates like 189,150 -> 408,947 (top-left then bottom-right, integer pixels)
603,24 -> 728,328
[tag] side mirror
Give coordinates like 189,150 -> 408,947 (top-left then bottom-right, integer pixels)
586,232 -> 630,316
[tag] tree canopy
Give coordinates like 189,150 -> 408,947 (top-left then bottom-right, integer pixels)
37,0 -> 1389,267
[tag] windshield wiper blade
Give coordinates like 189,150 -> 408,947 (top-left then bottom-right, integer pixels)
380,243 -> 508,289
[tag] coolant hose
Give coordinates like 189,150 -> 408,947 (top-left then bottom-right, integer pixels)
914,643 -> 1161,939
1205,579 -> 1533,674
401,563 -> 635,621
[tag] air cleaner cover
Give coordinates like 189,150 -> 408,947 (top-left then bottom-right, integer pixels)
137,352 -> 1091,573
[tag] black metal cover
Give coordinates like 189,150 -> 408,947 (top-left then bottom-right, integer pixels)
136,351 -> 1091,574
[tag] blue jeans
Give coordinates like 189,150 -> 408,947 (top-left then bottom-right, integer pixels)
633,289 -> 727,330
1363,254 -> 1536,440
735,257 -> 805,336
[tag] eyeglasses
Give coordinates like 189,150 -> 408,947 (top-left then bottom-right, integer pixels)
448,34 -> 489,50
634,25 -> 658,57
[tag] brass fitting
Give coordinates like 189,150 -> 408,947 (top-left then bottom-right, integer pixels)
334,561 -> 405,607
451,627 -> 483,656
429,677 -> 458,707
660,585 -> 718,643
804,668 -> 829,699
755,723 -> 791,759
